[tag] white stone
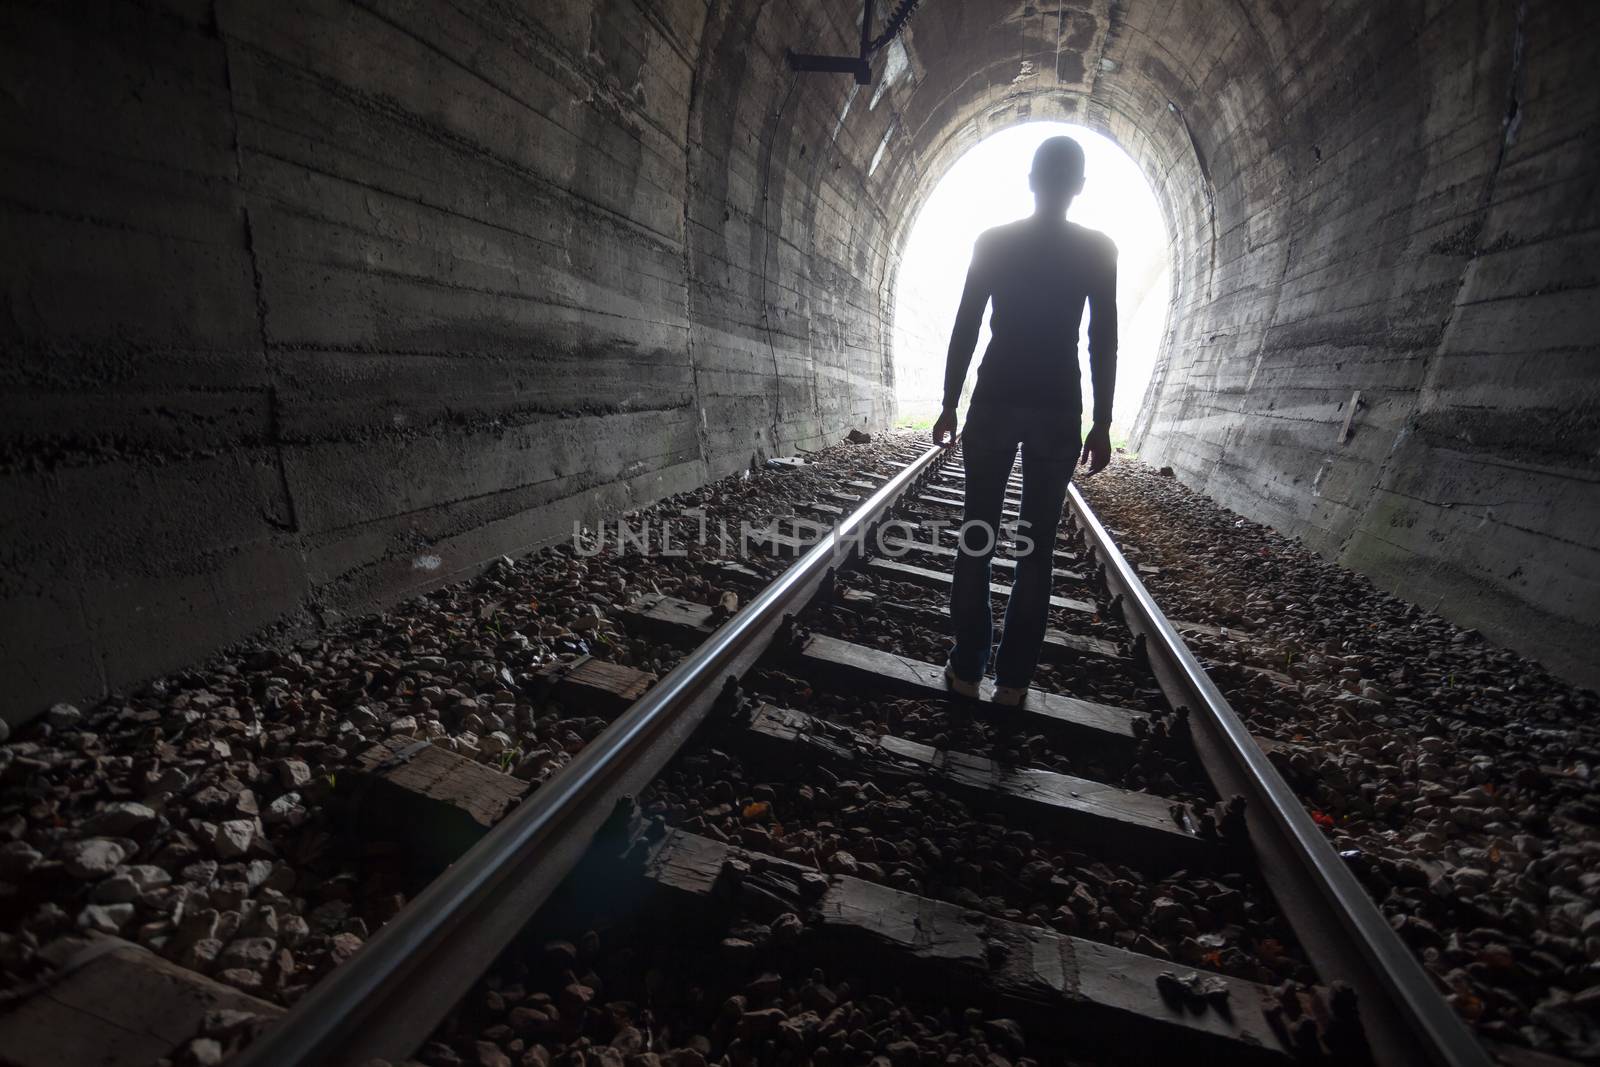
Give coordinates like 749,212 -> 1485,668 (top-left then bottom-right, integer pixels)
279,913 -> 310,946
90,873 -> 141,904
182,937 -> 223,971
187,1037 -> 225,1066
263,793 -> 304,826
83,801 -> 157,835
213,819 -> 258,860
46,702 -> 82,730
218,935 -> 277,970
243,859 -> 274,889
78,902 -> 134,934
61,837 -> 127,879
124,864 -> 172,892
275,758 -> 313,789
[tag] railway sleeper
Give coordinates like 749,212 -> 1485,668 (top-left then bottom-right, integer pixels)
933,477 -> 1025,494
746,520 -> 1084,570
641,829 -> 1307,1065
874,534 -> 1086,583
930,486 -> 1028,507
854,592 -> 1128,663
917,475 -> 1028,502
735,703 -> 1211,867
745,526 -> 820,557
341,655 -> 659,870
892,518 -> 1083,564
923,473 -> 1158,581
791,633 -> 1144,758
865,557 -> 1098,615
919,491 -> 1022,516
0,937 -> 283,1067
344,737 -> 531,873
535,654 -> 657,714
799,501 -> 848,520
624,582 -> 1121,673
789,626 -> 1287,765
885,454 -> 1015,480
896,504 -> 1075,545
620,599 -> 1147,760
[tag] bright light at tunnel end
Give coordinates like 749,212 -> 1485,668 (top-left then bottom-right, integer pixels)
892,122 -> 1174,445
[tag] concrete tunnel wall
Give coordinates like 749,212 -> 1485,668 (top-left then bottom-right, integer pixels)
1119,1 -> 1600,691
1,0 -> 899,725
2,0 -> 1597,725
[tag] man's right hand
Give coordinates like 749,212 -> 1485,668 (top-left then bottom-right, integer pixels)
932,408 -> 957,446
1080,423 -> 1112,475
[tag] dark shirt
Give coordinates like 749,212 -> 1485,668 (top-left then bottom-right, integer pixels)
941,217 -> 1118,424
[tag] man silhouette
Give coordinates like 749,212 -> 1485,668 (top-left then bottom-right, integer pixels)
931,135 -> 1116,707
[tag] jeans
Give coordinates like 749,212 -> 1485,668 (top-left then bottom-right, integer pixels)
948,403 -> 1080,688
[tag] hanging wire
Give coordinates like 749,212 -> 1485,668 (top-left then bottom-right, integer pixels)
867,0 -> 922,56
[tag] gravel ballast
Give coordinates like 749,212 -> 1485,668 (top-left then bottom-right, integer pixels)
1080,457 -> 1600,1059
0,437 -> 915,1010
5,431 -> 1595,1062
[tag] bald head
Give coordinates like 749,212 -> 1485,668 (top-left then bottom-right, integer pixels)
1030,135 -> 1085,216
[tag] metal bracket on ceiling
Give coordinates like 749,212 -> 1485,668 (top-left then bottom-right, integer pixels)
786,0 -> 922,86
786,50 -> 873,84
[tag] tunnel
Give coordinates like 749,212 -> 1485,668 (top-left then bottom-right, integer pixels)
2,4 -> 1597,714
6,0 -> 1597,726
7,4 -> 1600,1065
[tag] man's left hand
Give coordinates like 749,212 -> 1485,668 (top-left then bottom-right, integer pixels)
1080,424 -> 1112,475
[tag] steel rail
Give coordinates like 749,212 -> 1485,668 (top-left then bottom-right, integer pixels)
234,441 -> 958,1067
1066,481 -> 1490,1067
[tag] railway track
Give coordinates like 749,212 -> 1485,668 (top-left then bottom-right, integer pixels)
228,439 -> 1491,1067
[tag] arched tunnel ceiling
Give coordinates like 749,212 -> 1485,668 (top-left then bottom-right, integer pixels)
0,0 -> 1594,723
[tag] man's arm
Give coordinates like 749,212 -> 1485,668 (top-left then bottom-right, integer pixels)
1080,237 -> 1118,473
932,236 -> 992,445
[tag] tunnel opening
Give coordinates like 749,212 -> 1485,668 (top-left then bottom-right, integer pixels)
888,121 -> 1172,442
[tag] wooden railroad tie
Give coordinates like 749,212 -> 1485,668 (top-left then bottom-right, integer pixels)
346,737 -> 531,871
855,593 -> 1127,663
344,656 -> 657,867
538,654 -> 657,714
865,558 -> 1098,615
794,634 -> 1143,757
741,704 -> 1204,862
0,938 -> 283,1067
892,519 -> 1082,564
643,830 -> 1292,1064
620,597 -> 1141,755
874,535 -> 1085,583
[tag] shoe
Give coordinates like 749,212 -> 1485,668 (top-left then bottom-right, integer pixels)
944,663 -> 980,698
992,685 -> 1029,707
